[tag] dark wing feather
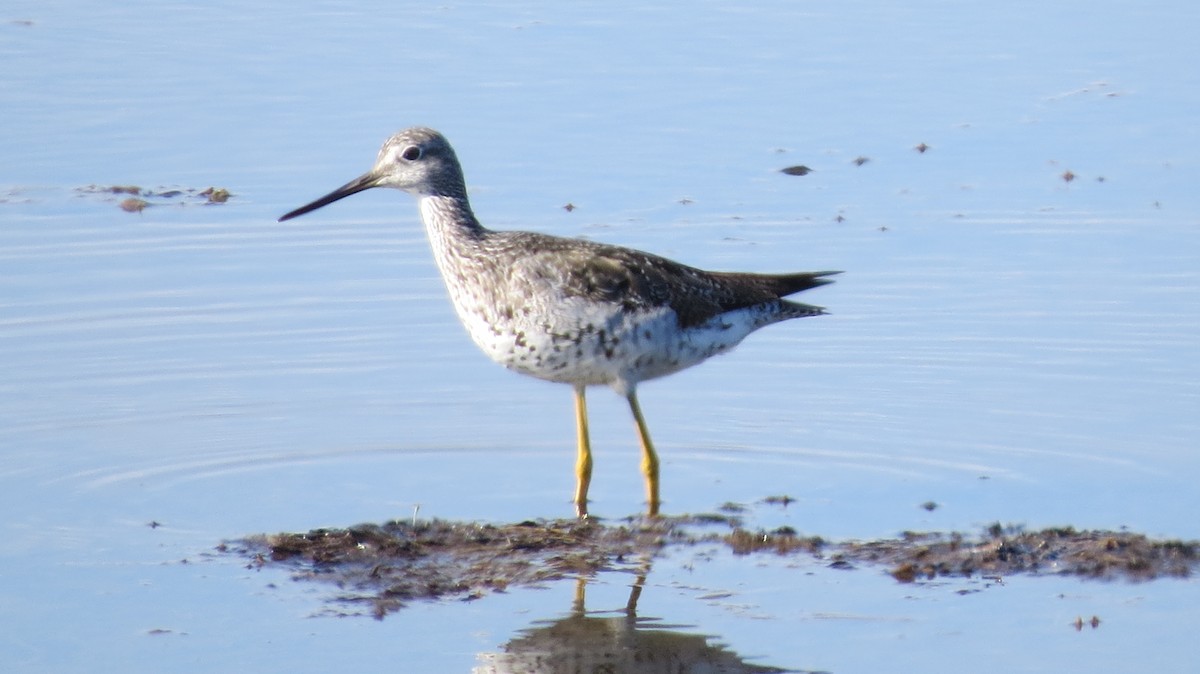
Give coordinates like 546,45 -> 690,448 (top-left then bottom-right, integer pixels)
550,238 -> 839,328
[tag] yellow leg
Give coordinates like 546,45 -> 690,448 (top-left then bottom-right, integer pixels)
626,389 -> 660,516
573,385 -> 593,518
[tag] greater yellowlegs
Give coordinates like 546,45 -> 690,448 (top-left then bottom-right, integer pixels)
279,127 -> 838,517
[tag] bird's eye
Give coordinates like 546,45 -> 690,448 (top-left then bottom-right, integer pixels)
401,145 -> 422,161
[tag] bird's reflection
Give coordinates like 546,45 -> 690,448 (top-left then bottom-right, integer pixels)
473,568 -> 791,674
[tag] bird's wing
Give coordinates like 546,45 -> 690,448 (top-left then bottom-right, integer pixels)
496,231 -> 837,327
538,238 -> 837,328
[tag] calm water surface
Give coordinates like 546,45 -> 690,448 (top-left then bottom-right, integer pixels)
2,1 -> 1198,672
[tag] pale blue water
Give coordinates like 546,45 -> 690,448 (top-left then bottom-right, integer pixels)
2,1 -> 1198,672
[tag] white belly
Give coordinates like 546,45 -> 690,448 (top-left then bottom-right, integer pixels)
452,294 -> 767,393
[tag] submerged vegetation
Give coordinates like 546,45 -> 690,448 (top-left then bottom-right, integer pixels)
228,513 -> 1198,617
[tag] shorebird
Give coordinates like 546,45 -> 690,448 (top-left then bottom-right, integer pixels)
279,127 -> 837,517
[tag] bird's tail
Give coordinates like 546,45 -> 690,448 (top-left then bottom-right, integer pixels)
771,270 -> 841,297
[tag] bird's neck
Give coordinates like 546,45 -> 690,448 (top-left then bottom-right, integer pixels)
418,194 -> 489,282
418,194 -> 486,241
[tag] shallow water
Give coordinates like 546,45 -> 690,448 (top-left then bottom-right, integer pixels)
2,1 -> 1198,671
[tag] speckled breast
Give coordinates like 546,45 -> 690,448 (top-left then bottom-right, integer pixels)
451,295 -> 769,390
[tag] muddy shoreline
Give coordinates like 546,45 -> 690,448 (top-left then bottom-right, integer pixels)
229,514 -> 1197,616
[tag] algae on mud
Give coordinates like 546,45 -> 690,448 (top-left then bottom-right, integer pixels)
231,514 -> 1198,617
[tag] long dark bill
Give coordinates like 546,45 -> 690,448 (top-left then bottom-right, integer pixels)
278,171 -> 381,222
